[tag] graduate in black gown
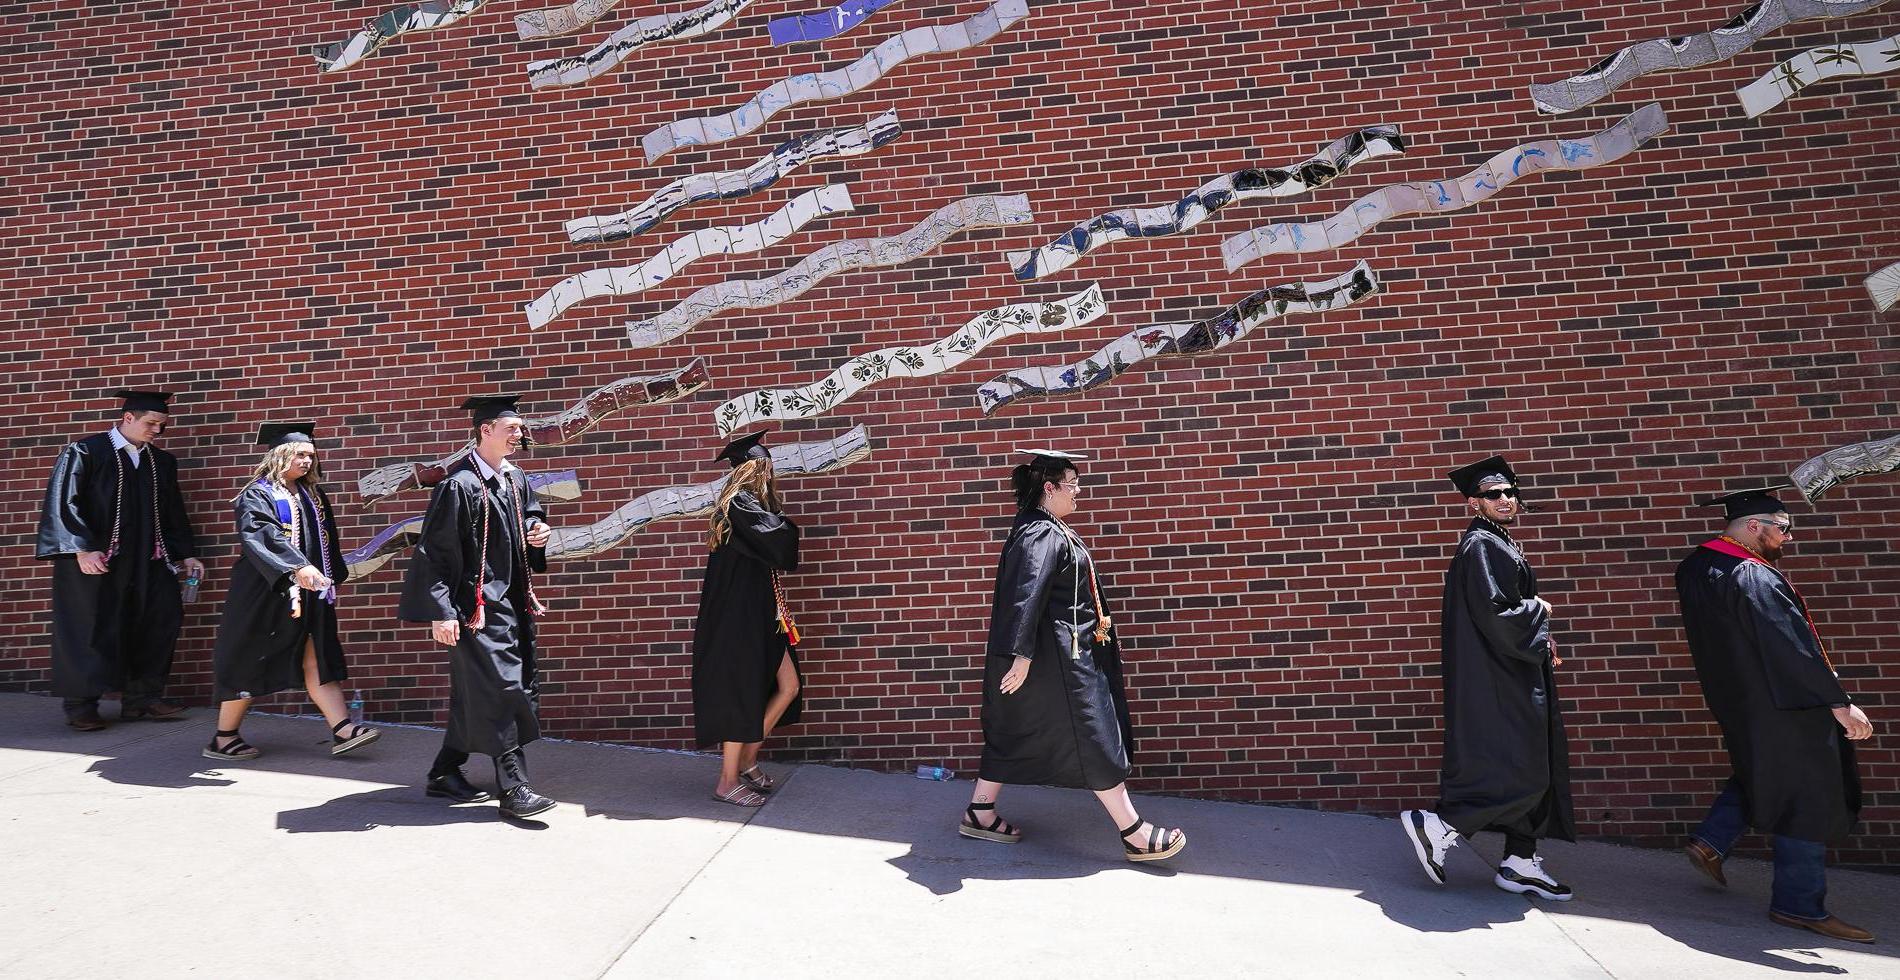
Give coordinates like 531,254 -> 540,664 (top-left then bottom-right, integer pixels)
1401,456 -> 1575,900
960,449 -> 1185,863
399,396 -> 557,820
692,432 -> 804,807
1677,486 -> 1874,944
35,390 -> 202,730
204,424 -> 380,761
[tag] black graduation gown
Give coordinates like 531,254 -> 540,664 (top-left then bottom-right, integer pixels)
211,482 -> 350,701
692,491 -> 803,746
35,434 -> 198,700
1676,543 -> 1860,843
1434,519 -> 1575,842
398,462 -> 547,758
979,510 -> 1134,792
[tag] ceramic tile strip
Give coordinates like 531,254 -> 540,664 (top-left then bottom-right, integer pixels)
973,263 -> 1379,416
624,193 -> 1035,349
715,283 -> 1105,434
1222,105 -> 1668,271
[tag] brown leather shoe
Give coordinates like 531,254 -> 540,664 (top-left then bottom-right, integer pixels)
65,706 -> 109,732
1769,910 -> 1875,944
1684,839 -> 1727,887
122,700 -> 189,722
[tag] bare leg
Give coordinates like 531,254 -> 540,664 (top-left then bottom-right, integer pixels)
740,653 -> 802,771
301,639 -> 350,730
1094,782 -> 1181,851
715,740 -> 755,798
965,778 -> 1008,830
213,698 -> 252,749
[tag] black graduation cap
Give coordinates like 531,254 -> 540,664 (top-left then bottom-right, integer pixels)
1016,447 -> 1088,467
1699,483 -> 1794,521
1447,455 -> 1519,497
112,389 -> 174,414
256,422 -> 315,447
716,431 -> 772,468
461,395 -> 523,425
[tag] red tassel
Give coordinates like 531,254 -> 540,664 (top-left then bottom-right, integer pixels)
467,592 -> 485,632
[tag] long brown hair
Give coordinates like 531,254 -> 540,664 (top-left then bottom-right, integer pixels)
707,457 -> 781,550
242,442 -> 321,496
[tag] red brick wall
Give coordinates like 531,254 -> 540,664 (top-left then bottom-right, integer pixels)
5,0 -> 1898,860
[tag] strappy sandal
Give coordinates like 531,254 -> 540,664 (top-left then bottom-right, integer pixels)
330,719 -> 381,757
739,765 -> 776,794
713,783 -> 767,808
958,801 -> 1023,844
203,729 -> 261,761
1119,817 -> 1185,863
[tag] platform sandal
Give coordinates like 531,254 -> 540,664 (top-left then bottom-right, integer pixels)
1119,816 -> 1185,863
739,764 -> 776,793
330,719 -> 381,757
958,801 -> 1023,843
203,729 -> 261,761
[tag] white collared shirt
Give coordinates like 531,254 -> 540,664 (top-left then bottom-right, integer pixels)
470,452 -> 516,486
106,428 -> 142,468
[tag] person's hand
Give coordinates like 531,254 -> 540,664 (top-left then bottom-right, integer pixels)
1535,596 -> 1553,614
181,557 -> 205,580
525,519 -> 551,548
1832,704 -> 1873,741
431,619 -> 461,646
999,656 -> 1031,694
292,565 -> 332,591
76,551 -> 109,575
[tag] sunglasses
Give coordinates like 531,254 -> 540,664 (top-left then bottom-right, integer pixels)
1475,487 -> 1520,501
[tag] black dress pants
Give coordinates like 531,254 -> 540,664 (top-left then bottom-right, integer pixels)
430,743 -> 527,792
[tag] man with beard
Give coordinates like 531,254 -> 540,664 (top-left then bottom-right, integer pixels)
1677,486 -> 1874,943
36,390 -> 203,730
401,396 -> 558,820
1401,456 -> 1574,900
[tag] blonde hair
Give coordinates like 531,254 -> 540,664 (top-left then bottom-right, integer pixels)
707,457 -> 781,550
245,441 -> 321,494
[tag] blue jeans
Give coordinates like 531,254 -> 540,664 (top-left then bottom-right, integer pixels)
1692,778 -> 1829,919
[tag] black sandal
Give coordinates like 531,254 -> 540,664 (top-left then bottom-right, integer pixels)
958,801 -> 1023,843
330,719 -> 381,757
203,729 -> 261,761
1119,816 -> 1185,862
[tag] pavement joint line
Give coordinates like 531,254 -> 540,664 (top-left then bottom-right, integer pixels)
588,766 -> 803,978
1529,903 -> 1617,978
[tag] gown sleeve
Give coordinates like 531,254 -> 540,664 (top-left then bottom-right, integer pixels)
35,443 -> 97,558
234,486 -> 312,587
1734,562 -> 1850,710
1460,534 -> 1551,664
992,520 -> 1064,661
725,492 -> 800,572
399,478 -> 468,623
525,478 -> 548,574
157,452 -> 199,560
318,486 -> 350,587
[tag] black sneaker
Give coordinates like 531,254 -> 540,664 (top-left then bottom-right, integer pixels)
1495,855 -> 1574,901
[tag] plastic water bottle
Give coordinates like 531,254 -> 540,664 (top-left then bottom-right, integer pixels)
348,696 -> 364,724
180,573 -> 200,603
915,765 -> 953,781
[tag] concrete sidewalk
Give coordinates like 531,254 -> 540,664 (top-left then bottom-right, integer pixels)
1,692 -> 1896,980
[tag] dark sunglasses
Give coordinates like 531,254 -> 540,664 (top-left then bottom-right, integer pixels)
1475,487 -> 1520,501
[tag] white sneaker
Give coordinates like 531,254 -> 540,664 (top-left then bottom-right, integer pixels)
1495,854 -> 1574,901
1400,809 -> 1458,884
